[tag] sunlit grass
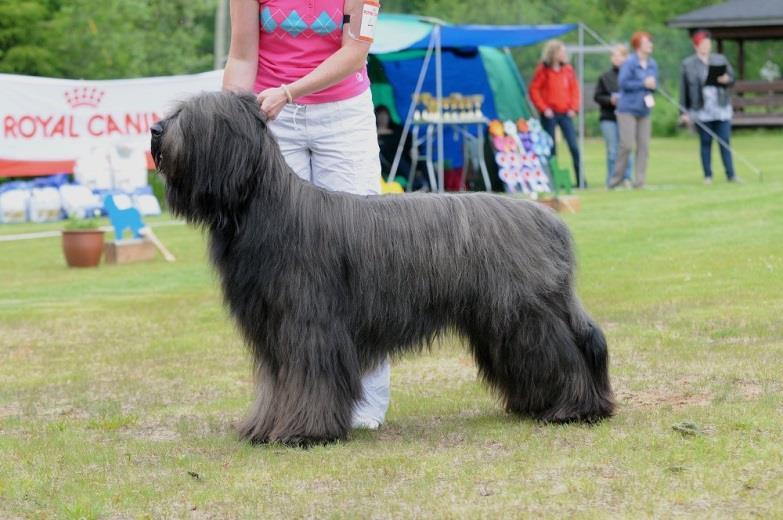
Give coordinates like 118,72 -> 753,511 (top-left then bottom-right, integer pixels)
1,134 -> 781,517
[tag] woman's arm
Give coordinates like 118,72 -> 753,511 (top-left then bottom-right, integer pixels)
528,64 -> 550,115
222,0 -> 260,92
258,0 -> 377,119
594,74 -> 612,108
618,61 -> 645,93
679,61 -> 690,112
568,67 -> 580,113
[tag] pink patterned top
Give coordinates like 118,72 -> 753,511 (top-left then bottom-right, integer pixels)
254,0 -> 370,104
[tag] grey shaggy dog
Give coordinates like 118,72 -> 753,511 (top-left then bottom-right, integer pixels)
151,91 -> 615,446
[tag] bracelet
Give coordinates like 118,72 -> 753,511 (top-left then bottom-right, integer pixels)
280,83 -> 293,104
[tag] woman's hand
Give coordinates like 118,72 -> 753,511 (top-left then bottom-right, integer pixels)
257,87 -> 289,120
567,110 -> 576,118
543,108 -> 554,118
717,73 -> 730,85
643,76 -> 656,90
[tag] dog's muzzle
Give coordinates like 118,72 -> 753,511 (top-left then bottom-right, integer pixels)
150,120 -> 166,168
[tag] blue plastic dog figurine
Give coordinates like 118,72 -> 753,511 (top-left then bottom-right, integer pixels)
103,194 -> 144,240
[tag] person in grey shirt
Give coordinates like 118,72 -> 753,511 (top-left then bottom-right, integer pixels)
679,30 -> 737,184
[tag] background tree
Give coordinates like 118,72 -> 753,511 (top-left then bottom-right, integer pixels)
0,0 -> 59,75
1,0 -> 779,136
0,0 -> 214,79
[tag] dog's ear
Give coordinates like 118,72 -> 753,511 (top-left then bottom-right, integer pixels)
162,91 -> 278,229
191,92 -> 268,227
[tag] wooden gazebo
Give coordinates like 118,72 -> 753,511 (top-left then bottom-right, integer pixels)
668,0 -> 783,126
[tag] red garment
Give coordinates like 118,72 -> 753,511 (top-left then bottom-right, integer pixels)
528,63 -> 580,114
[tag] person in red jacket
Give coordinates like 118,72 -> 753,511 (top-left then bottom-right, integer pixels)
529,39 -> 582,187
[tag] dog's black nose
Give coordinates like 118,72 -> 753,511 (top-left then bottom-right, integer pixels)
151,121 -> 164,137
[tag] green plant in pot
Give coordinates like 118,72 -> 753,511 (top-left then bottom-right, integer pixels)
62,212 -> 105,268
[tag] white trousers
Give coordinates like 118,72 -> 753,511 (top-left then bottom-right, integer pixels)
268,89 -> 391,424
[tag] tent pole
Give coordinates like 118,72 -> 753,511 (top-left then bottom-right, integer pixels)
578,22 -> 585,189
387,31 -> 437,186
435,25 -> 445,193
214,0 -> 229,69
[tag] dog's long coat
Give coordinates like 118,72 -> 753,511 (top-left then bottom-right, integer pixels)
152,91 -> 614,445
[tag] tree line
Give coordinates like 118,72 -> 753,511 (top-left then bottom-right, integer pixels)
2,0 -> 779,135
0,0 -> 214,78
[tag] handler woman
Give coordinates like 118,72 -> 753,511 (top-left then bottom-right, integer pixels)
222,0 -> 390,430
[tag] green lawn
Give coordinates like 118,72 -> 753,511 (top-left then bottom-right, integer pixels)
1,133 -> 782,518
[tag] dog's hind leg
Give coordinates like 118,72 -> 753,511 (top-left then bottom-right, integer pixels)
564,296 -> 615,418
470,309 -> 613,424
237,321 -> 363,447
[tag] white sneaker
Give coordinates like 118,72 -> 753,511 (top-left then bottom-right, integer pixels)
351,416 -> 381,430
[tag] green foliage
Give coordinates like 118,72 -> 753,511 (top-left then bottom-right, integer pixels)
651,85 -> 682,137
0,0 -> 55,75
0,0 -> 215,79
63,214 -> 101,230
148,170 -> 167,211
381,0 -> 783,137
2,0 -> 781,139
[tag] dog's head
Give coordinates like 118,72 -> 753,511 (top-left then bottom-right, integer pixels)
151,91 -> 273,228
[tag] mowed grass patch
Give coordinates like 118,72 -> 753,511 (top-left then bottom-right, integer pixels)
1,134 -> 782,517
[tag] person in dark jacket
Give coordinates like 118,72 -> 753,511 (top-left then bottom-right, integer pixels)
679,30 -> 737,184
594,44 -> 632,187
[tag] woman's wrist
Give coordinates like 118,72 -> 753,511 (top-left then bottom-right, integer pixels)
288,81 -> 307,102
280,84 -> 294,103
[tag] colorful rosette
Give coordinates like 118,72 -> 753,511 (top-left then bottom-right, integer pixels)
488,119 -> 505,138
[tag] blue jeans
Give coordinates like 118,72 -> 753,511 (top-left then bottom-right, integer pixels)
541,113 -> 582,186
696,119 -> 735,180
600,120 -> 632,187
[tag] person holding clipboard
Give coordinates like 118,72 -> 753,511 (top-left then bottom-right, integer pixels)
679,30 -> 737,184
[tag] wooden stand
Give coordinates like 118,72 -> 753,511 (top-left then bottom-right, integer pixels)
538,195 -> 581,213
103,239 -> 157,264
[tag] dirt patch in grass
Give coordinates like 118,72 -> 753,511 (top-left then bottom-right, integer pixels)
618,386 -> 712,410
0,403 -> 21,420
616,377 -> 771,411
125,422 -> 180,442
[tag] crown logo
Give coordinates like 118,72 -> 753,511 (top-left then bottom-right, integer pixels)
64,87 -> 105,109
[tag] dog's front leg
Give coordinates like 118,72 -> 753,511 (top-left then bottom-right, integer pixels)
237,321 -> 363,447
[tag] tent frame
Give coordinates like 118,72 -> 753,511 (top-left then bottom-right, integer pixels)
385,22 -> 595,192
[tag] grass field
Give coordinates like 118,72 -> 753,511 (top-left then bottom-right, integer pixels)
1,134 -> 782,518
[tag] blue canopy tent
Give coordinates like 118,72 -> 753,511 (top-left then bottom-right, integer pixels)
369,15 -> 578,191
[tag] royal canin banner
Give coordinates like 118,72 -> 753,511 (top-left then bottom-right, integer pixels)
0,70 -> 223,177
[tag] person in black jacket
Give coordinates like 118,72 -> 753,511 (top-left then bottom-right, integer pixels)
594,44 -> 632,188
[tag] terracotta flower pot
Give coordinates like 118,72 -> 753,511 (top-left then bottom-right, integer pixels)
62,229 -> 105,268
